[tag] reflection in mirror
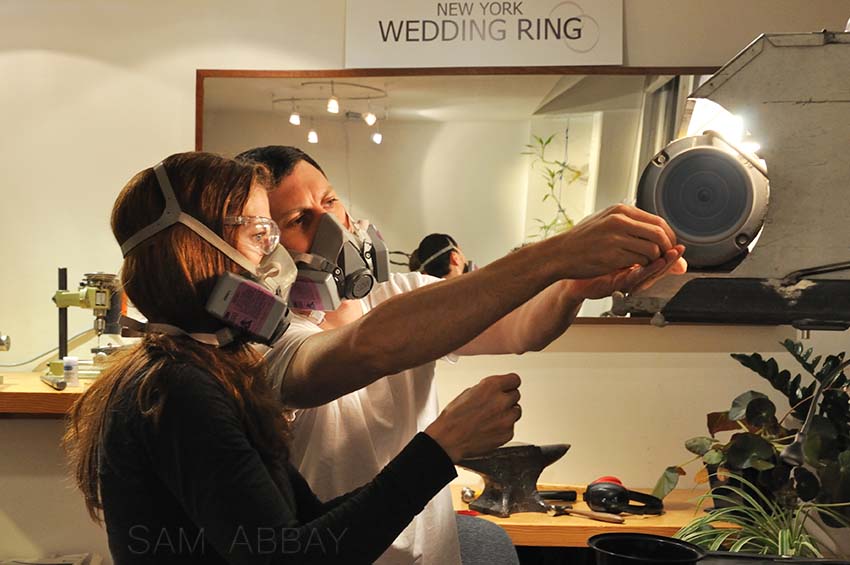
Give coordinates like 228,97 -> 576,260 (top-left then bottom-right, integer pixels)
201,72 -> 705,317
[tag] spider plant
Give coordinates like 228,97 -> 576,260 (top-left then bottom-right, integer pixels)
676,473 -> 850,558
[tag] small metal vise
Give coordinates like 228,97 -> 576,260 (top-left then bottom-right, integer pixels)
457,443 -> 569,517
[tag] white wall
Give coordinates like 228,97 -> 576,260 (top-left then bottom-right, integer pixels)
205,110 -> 530,264
2,0 -> 850,561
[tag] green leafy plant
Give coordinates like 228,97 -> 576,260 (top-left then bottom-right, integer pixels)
654,339 -> 850,525
522,133 -> 585,240
676,473 -> 850,557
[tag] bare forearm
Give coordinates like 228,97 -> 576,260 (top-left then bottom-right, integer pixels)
284,240 -> 564,407
455,280 -> 583,355
508,281 -> 583,352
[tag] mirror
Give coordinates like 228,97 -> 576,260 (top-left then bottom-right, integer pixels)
198,68 -> 714,318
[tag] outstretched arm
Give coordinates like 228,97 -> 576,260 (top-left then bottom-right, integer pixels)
454,245 -> 686,355
278,205 -> 681,408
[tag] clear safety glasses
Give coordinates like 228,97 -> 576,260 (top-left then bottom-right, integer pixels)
224,215 -> 281,255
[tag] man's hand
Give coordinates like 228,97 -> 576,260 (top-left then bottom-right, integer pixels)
567,245 -> 687,300
553,204 -> 680,280
425,373 -> 522,463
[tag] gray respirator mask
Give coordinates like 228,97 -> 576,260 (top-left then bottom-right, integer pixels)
119,162 -> 296,346
288,213 -> 389,311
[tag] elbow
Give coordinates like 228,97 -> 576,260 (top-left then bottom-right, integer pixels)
515,330 -> 560,354
517,339 -> 546,355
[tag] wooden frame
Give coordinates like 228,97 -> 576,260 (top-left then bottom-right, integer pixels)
195,66 -> 719,150
195,65 -> 721,326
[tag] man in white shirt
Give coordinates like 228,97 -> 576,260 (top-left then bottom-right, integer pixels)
238,145 -> 686,565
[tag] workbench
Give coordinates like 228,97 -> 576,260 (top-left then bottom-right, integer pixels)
451,483 -> 706,547
0,372 -> 88,416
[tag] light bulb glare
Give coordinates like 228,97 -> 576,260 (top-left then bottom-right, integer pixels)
371,132 -> 383,145
327,96 -> 339,114
308,129 -> 318,144
289,112 -> 301,126
741,141 -> 761,154
364,112 -> 377,126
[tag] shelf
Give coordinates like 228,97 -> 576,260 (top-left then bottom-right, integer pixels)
0,372 -> 89,416
542,322 -> 794,353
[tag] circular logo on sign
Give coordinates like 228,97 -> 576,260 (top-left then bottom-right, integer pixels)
549,1 -> 600,53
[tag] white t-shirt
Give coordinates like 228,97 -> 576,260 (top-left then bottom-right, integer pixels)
265,271 -> 461,565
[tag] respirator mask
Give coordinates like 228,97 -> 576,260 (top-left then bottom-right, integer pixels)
288,213 -> 389,311
583,477 -> 664,515
119,162 -> 296,346
418,244 -> 477,275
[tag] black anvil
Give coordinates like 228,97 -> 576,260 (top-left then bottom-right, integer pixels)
457,443 -> 570,518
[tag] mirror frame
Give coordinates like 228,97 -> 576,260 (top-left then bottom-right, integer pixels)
195,65 -> 718,326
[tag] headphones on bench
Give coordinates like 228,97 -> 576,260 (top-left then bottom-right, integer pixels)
584,476 -> 664,515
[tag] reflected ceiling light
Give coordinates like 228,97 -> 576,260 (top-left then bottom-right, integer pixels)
327,95 -> 340,114
274,82 -> 388,122
308,120 -> 318,144
371,107 -> 389,144
288,100 -> 301,125
327,81 -> 339,114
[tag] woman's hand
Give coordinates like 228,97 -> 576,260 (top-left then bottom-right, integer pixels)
425,373 -> 522,463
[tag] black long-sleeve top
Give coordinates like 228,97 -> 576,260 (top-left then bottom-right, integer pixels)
98,364 -> 456,564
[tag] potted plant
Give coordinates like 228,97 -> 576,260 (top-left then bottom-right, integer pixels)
676,473 -> 850,557
522,132 -> 586,241
653,339 -> 850,550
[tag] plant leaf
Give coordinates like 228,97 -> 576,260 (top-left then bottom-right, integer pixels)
686,437 -> 716,456
792,466 -> 820,501
652,466 -> 685,499
703,449 -> 725,466
707,411 -> 740,436
745,396 -> 778,428
726,432 -> 776,470
729,391 -> 769,421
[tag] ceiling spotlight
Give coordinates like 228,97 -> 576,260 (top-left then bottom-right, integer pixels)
327,81 -> 340,114
327,96 -> 339,114
308,129 -> 318,144
289,111 -> 301,126
371,131 -> 383,145
363,112 -> 377,126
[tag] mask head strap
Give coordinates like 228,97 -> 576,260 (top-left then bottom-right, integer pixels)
119,162 -> 258,276
120,315 -> 238,347
418,244 -> 458,273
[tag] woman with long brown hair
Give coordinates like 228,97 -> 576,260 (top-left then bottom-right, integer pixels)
64,152 -> 521,564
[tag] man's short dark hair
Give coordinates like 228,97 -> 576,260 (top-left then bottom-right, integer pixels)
410,233 -> 458,277
234,146 -> 325,186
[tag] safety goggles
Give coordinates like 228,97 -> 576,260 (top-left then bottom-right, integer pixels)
224,215 -> 281,255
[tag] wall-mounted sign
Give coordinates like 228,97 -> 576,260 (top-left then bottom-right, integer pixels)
345,0 -> 622,68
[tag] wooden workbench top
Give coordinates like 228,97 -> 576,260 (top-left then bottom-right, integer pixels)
0,372 -> 89,416
451,483 -> 706,547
